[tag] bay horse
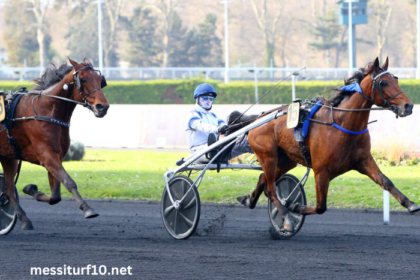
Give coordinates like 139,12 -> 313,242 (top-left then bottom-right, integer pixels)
237,57 -> 420,232
1,58 -> 109,230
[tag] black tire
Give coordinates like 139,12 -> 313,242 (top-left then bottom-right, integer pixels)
0,190 -> 18,236
161,175 -> 201,240
268,174 -> 306,239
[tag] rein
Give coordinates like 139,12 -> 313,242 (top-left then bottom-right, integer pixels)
229,67 -> 307,127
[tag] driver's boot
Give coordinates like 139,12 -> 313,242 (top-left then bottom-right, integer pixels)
206,133 -> 218,159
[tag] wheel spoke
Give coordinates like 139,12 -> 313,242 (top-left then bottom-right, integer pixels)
182,197 -> 196,210
182,180 -> 186,196
0,209 -> 14,219
173,211 -> 178,234
179,213 -> 193,227
164,205 -> 175,217
171,185 -> 180,200
271,206 -> 278,219
289,212 -> 302,223
290,193 -> 300,205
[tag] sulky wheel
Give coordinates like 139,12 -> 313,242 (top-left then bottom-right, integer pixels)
268,174 -> 306,239
0,190 -> 18,236
161,175 -> 200,240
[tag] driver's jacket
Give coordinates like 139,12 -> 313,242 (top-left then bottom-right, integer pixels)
186,105 -> 226,152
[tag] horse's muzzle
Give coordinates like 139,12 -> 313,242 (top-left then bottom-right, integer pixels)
94,103 -> 110,118
404,103 -> 413,116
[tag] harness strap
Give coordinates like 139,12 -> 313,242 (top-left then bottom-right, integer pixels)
332,123 -> 368,135
13,116 -> 70,128
6,129 -> 22,159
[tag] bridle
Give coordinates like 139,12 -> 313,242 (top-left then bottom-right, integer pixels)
356,68 -> 403,114
72,64 -> 107,103
12,64 -> 108,126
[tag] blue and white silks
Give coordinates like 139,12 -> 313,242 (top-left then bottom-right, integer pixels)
340,82 -> 363,94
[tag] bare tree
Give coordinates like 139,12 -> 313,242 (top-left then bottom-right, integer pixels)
143,0 -> 179,67
371,0 -> 393,62
103,0 -> 124,67
407,0 -> 417,67
250,0 -> 283,67
335,25 -> 347,68
28,0 -> 50,68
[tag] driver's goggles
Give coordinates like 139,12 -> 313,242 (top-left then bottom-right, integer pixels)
200,96 -> 215,102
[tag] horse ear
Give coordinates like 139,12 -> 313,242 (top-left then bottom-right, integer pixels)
83,58 -> 93,67
373,57 -> 380,69
382,57 -> 389,70
68,57 -> 81,71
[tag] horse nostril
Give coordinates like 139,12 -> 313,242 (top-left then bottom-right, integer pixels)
404,103 -> 413,113
95,104 -> 104,111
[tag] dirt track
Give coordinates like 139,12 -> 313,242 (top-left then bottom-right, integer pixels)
1,197 -> 420,280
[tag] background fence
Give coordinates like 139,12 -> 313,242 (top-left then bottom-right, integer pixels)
0,67 -> 418,81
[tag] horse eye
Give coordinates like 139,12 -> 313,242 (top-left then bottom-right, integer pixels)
81,78 -> 86,83
382,81 -> 388,87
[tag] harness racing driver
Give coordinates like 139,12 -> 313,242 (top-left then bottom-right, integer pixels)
186,83 -> 253,163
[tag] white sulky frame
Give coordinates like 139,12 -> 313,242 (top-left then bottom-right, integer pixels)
163,109 -> 288,210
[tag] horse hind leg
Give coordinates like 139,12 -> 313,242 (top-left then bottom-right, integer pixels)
260,155 -> 296,232
237,172 -> 266,209
1,159 -> 34,230
237,155 -> 297,210
23,171 -> 61,205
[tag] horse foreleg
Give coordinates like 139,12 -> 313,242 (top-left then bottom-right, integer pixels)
23,171 -> 61,205
1,159 -> 34,230
356,155 -> 420,213
42,155 -> 98,218
297,170 -> 330,215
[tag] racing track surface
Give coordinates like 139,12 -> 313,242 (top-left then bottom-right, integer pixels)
1,197 -> 420,280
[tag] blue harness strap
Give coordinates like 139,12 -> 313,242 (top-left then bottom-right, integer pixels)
300,100 -> 368,138
302,101 -> 323,137
332,123 -> 368,135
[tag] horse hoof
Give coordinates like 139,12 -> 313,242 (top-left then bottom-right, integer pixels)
84,208 -> 99,219
407,203 -> 420,214
236,195 -> 250,207
48,197 -> 62,205
283,215 -> 295,233
21,221 -> 34,230
23,184 -> 38,196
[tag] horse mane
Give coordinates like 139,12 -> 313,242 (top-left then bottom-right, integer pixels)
328,67 -> 367,107
32,63 -> 74,91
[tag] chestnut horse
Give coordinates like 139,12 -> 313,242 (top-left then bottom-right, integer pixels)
237,57 -> 419,232
1,58 -> 109,230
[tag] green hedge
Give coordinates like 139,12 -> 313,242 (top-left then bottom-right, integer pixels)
1,79 -> 420,104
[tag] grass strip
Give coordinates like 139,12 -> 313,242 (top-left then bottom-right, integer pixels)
15,150 -> 420,211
